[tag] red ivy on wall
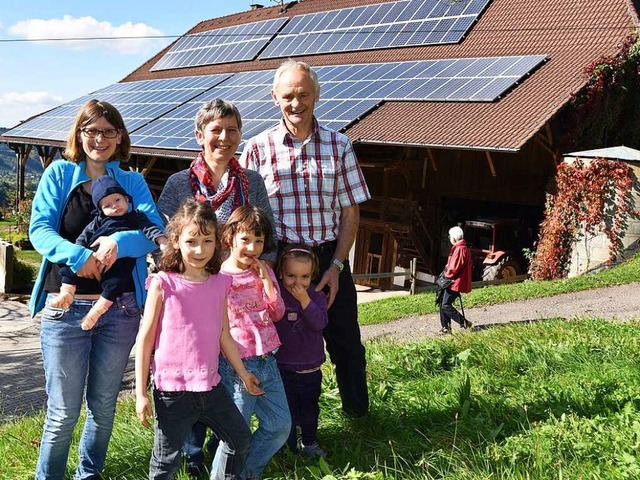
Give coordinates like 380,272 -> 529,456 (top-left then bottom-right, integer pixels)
557,34 -> 640,153
529,158 -> 637,280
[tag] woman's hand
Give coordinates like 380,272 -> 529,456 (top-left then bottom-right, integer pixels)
76,255 -> 102,281
91,236 -> 118,270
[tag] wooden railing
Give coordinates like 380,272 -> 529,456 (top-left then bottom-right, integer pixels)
352,258 -> 528,296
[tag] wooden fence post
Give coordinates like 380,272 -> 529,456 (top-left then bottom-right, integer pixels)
0,241 -> 14,294
410,257 -> 417,295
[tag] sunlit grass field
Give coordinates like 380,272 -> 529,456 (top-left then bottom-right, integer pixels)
1,254 -> 639,479
2,318 -> 639,479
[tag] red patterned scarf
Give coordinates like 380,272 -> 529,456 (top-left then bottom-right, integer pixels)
189,151 -> 250,211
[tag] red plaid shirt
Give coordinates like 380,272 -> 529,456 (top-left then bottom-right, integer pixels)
240,119 -> 371,246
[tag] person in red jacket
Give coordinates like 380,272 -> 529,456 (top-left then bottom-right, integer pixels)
439,226 -> 473,334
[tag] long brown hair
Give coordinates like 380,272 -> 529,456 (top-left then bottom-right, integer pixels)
158,199 -> 222,274
64,99 -> 131,162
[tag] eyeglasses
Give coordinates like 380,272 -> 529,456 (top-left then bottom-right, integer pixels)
80,128 -> 120,139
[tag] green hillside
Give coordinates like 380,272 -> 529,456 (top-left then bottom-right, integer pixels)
0,128 -> 44,175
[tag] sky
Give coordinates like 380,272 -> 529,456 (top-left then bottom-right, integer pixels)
0,0 -> 261,128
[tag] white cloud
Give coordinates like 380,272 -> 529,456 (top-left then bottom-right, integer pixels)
8,15 -> 166,54
0,92 -> 64,127
1,91 -> 63,107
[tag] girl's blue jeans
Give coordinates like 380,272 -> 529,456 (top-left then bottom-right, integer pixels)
35,293 -> 140,480
213,353 -> 291,480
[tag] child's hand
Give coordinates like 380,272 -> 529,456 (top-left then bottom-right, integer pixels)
241,372 -> 265,396
288,284 -> 311,309
136,395 -> 154,427
251,259 -> 270,280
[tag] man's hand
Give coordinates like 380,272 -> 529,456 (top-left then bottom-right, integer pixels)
315,266 -> 340,308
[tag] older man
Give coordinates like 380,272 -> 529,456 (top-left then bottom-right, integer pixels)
240,59 -> 371,417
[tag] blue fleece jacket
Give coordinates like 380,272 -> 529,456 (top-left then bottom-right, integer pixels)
29,160 -> 164,317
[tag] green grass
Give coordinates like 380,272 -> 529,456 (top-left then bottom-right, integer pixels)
1,251 -> 639,477
0,217 -> 28,245
358,252 -> 640,325
14,249 -> 41,268
2,318 -> 640,479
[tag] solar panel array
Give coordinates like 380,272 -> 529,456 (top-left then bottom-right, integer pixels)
128,55 -> 546,151
260,0 -> 491,59
4,75 -> 230,142
151,18 -> 288,71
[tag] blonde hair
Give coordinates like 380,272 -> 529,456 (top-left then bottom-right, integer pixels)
159,199 -> 222,274
64,99 -> 131,162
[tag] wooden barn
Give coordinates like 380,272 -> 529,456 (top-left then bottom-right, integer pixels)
2,0 -> 640,289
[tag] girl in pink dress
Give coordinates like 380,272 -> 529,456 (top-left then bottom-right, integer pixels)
218,205 -> 288,480
135,199 -> 262,480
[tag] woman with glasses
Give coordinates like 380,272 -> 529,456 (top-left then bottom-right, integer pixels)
29,99 -> 164,480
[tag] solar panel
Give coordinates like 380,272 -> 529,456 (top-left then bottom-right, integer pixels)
259,0 -> 491,59
151,18 -> 288,71
3,75 -> 230,142
130,55 -> 545,152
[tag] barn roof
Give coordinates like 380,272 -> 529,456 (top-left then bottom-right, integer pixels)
2,0 -> 638,155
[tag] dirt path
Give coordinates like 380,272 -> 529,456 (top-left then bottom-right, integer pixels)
360,282 -> 640,343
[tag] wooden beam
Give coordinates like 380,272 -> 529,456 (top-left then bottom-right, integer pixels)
534,131 -> 560,167
36,145 -> 59,169
426,148 -> 438,172
140,157 -> 157,178
485,151 -> 497,177
9,143 -> 32,209
422,155 -> 428,189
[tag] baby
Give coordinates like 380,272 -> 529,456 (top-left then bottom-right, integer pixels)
51,175 -> 167,330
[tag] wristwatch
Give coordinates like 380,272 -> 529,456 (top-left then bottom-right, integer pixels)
331,258 -> 344,272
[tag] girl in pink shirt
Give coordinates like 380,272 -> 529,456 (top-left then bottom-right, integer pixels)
218,205 -> 288,480
135,199 -> 262,480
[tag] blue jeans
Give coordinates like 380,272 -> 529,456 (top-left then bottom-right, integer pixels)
35,293 -> 140,480
150,385 -> 251,479
214,354 -> 291,480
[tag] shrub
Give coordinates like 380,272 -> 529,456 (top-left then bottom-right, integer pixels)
12,258 -> 36,290
15,197 -> 32,236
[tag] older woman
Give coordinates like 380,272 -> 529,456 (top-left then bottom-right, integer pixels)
157,98 -> 276,264
438,226 -> 473,334
157,99 -> 277,475
29,99 -> 163,479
